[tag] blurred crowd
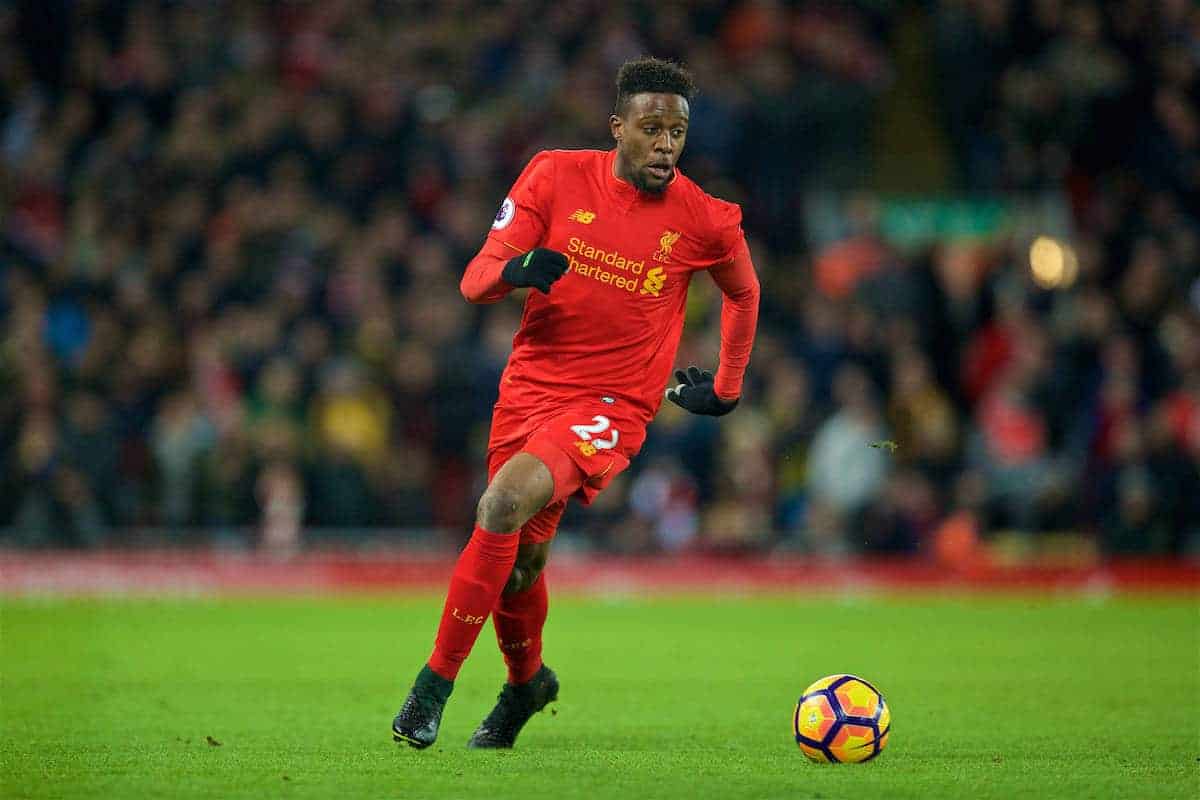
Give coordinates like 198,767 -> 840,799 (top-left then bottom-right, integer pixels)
2,0 -> 1197,556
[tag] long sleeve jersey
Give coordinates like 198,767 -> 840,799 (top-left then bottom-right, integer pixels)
461,149 -> 760,424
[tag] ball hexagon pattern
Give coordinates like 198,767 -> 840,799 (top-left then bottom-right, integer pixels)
834,678 -> 882,718
794,691 -> 838,743
793,674 -> 890,764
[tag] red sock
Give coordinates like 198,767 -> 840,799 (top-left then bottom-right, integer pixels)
493,573 -> 548,685
427,526 -> 519,681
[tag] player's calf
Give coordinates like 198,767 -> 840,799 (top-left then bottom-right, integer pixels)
504,541 -> 550,594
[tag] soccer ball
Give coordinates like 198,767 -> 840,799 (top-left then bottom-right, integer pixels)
793,674 -> 890,763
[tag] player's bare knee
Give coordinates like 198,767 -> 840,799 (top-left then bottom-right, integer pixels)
476,487 -> 528,532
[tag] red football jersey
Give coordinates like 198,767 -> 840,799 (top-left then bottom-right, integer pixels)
466,148 -> 751,425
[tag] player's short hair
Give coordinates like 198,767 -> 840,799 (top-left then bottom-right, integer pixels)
614,57 -> 696,116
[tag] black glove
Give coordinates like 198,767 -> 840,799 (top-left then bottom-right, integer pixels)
502,248 -> 569,294
665,366 -> 739,416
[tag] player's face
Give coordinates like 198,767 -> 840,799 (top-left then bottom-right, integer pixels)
610,93 -> 689,194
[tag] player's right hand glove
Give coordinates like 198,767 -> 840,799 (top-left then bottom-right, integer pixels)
502,248 -> 569,294
665,366 -> 739,416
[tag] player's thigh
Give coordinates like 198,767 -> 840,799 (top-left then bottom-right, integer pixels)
523,405 -> 640,507
483,401 -> 640,525
490,428 -> 591,512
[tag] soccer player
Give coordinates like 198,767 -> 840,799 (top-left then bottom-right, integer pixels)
392,57 -> 760,749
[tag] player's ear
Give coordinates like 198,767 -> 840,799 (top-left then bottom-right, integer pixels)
610,114 -> 622,143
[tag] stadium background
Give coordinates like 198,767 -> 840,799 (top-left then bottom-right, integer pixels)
2,4 -> 1198,800
2,0 -> 1198,562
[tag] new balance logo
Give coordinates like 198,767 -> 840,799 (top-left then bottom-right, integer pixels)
569,209 -> 597,224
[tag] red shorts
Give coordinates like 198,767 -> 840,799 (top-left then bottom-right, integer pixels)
487,398 -> 646,544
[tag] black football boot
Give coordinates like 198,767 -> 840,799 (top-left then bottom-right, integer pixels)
392,665 -> 454,749
466,665 -> 558,749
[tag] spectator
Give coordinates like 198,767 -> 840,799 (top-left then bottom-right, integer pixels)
150,391 -> 215,529
804,365 -> 890,553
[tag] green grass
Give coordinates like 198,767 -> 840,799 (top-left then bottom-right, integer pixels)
1,593 -> 1197,799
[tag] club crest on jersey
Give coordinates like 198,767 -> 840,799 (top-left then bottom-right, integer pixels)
653,229 -> 680,262
569,209 -> 597,224
492,197 -> 516,230
640,266 -> 666,297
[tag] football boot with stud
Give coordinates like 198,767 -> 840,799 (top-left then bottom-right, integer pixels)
392,665 -> 454,749
467,665 -> 559,749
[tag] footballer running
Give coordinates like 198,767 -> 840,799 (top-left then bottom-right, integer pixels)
393,57 -> 761,749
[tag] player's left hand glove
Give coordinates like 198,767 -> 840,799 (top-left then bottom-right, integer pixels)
665,366 -> 739,416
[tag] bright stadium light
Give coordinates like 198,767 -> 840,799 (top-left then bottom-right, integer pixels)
1029,236 -> 1079,289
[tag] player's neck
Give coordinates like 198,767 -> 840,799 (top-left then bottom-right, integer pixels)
611,152 -> 638,188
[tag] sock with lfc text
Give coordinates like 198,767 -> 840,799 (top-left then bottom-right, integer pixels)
427,526 -> 520,681
492,573 -> 549,685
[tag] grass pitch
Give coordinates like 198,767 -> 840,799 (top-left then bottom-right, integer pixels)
1,593 -> 1196,799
